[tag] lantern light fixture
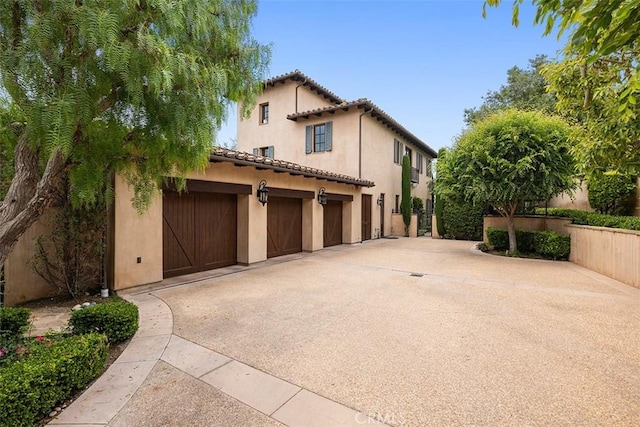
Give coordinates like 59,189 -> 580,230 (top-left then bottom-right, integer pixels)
257,180 -> 269,206
317,187 -> 328,205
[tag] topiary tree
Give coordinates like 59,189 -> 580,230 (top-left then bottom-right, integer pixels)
0,1 -> 270,270
401,154 -> 412,236
435,109 -> 577,254
587,171 -> 637,215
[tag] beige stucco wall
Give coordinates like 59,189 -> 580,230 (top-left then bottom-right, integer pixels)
548,180 -> 591,211
568,224 -> 640,288
113,175 -> 164,291
390,213 -> 418,237
4,212 -> 58,306
113,162 -> 364,290
237,82 -> 434,238
237,81 -> 334,157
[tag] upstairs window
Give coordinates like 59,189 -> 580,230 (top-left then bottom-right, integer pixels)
393,139 -> 403,164
305,122 -> 333,153
260,103 -> 269,124
253,146 -> 274,158
314,124 -> 326,152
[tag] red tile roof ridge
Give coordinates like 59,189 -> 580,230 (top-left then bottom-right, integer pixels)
263,70 -> 345,105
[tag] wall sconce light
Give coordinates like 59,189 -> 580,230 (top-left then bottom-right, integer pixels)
317,187 -> 328,205
377,194 -> 384,206
257,180 -> 269,206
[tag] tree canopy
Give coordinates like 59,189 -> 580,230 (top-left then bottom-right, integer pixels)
464,55 -> 556,125
542,46 -> 640,175
483,0 -> 640,118
436,109 -> 576,254
0,0 -> 270,268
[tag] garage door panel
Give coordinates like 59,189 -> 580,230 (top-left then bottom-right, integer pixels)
163,191 -> 237,277
267,197 -> 302,258
163,193 -> 197,275
323,200 -> 343,247
197,193 -> 237,270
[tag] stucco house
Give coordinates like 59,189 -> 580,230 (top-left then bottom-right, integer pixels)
4,150 -> 373,305
237,70 -> 438,239
3,71 -> 435,305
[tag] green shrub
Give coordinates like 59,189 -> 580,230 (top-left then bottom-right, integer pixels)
412,197 -> 424,213
0,333 -> 108,427
535,231 -> 571,260
587,172 -> 637,215
442,200 -> 487,241
534,207 -> 590,224
0,307 -> 31,340
486,228 -> 570,260
70,299 -> 138,343
486,227 -> 509,250
535,208 -> 640,231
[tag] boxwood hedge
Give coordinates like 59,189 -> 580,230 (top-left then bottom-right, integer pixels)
0,333 -> 108,427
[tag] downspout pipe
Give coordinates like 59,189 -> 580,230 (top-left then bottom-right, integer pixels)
295,79 -> 307,113
358,108 -> 373,179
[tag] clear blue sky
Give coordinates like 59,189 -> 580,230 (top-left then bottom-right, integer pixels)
216,0 -> 565,152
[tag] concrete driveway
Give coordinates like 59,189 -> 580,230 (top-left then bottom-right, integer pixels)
120,238 -> 640,426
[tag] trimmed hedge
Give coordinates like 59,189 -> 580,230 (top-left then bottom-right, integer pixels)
0,307 -> 31,340
70,298 -> 138,343
0,333 -> 108,427
535,208 -> 640,231
442,200 -> 486,241
486,227 -> 570,260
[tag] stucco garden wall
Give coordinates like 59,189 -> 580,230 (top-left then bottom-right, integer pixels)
568,225 -> 640,289
483,215 -> 640,289
390,213 -> 417,237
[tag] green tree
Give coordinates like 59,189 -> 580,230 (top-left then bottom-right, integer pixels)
483,0 -> 640,118
0,100 -> 20,200
0,1 -> 270,268
464,55 -> 556,125
436,109 -> 576,254
542,47 -> 640,175
401,154 -> 412,236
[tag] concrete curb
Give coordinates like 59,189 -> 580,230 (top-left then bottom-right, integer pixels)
48,293 -> 173,426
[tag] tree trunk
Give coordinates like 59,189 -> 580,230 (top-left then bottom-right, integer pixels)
0,136 -> 68,269
506,213 -> 517,255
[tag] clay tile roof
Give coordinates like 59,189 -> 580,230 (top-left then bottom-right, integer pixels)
263,70 -> 345,105
287,98 -> 437,158
210,148 -> 375,187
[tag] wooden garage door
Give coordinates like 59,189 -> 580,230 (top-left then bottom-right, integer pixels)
163,192 -> 237,278
361,194 -> 372,241
267,197 -> 302,258
323,200 -> 343,247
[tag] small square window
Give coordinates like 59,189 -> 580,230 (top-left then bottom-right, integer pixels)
260,103 -> 269,124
